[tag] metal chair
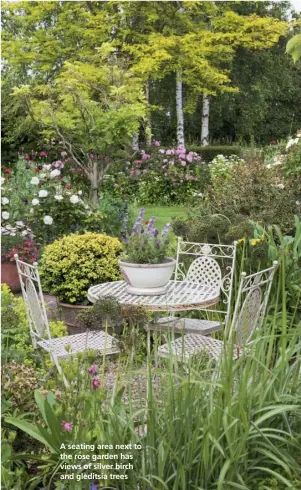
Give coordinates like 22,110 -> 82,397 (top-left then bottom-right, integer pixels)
150,239 -> 237,336
15,255 -> 120,386
157,262 -> 277,362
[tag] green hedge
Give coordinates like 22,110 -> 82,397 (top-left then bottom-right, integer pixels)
187,145 -> 241,163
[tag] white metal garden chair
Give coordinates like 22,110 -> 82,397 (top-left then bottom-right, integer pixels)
157,262 -> 278,363
150,239 -> 237,336
15,255 -> 120,386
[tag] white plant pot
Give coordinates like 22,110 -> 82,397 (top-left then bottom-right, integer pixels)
118,258 -> 176,296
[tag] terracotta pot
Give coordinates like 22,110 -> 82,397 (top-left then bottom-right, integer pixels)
118,257 -> 176,296
1,262 -> 21,293
59,302 -> 92,335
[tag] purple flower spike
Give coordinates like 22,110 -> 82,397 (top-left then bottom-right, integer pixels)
162,223 -> 171,237
155,240 -> 161,248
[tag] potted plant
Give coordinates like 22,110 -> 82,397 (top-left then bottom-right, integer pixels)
119,208 -> 175,295
1,223 -> 39,293
39,232 -> 122,333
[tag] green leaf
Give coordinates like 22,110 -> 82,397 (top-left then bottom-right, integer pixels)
286,34 -> 301,63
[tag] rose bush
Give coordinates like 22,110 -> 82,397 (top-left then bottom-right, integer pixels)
1,153 -> 103,244
102,145 -> 211,204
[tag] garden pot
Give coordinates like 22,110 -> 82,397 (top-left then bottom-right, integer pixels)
59,302 -> 92,335
118,258 -> 176,296
1,262 -> 21,293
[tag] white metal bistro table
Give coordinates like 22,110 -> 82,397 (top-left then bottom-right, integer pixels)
87,280 -> 220,312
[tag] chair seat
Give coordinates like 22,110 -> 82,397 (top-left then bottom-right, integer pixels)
38,331 -> 120,360
149,317 -> 221,335
157,334 -> 241,361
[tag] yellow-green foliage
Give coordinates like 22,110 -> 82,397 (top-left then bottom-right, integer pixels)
40,232 -> 122,304
49,321 -> 68,338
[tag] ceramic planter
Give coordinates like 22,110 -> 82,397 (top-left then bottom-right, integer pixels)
118,258 -> 176,296
1,262 -> 21,293
59,302 -> 92,335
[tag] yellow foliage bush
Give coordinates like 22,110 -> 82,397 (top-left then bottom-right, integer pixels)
40,232 -> 122,304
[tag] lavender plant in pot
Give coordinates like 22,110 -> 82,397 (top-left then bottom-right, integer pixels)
119,208 -> 175,295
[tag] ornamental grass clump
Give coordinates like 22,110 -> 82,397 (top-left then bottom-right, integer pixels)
121,208 -> 172,264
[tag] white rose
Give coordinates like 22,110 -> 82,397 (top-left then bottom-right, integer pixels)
49,169 -> 61,178
70,195 -> 79,204
2,212 -> 9,220
30,177 -> 40,185
43,215 -> 53,225
15,221 -> 24,227
43,164 -> 51,171
54,194 -> 63,201
2,197 -> 9,205
78,190 -> 83,196
32,198 -> 40,206
21,230 -> 28,236
39,190 -> 48,198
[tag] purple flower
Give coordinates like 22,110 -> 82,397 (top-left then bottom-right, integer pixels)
152,140 -> 161,147
88,364 -> 97,374
142,153 -> 151,160
155,240 -> 161,247
162,223 -> 171,237
92,377 -> 101,389
61,421 -> 73,432
61,151 -> 68,157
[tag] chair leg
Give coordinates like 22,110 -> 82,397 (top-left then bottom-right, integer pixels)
51,352 -> 69,387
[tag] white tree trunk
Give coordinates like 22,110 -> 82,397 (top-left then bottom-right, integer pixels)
201,94 -> 210,146
176,69 -> 185,148
145,80 -> 152,146
132,134 -> 139,151
90,159 -> 99,209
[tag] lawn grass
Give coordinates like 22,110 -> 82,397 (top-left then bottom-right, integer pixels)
133,205 -> 189,230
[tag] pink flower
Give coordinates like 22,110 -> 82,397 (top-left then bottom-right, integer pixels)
65,184 -> 71,189
142,153 -> 151,160
176,147 -> 186,155
186,154 -> 193,163
39,151 -> 47,157
61,151 -> 67,157
61,421 -> 73,432
152,140 -> 160,147
92,377 -> 101,389
54,160 -> 63,168
129,169 -> 135,175
163,159 -> 168,163
88,364 -> 97,374
25,154 -> 30,160
166,149 -> 175,156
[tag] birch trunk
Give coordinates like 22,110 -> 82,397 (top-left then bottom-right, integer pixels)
132,134 -> 139,151
145,80 -> 152,146
176,70 -> 185,148
201,94 -> 210,146
90,159 -> 99,209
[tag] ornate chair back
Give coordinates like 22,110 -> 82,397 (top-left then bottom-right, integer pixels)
174,239 -> 237,329
231,262 -> 278,347
14,255 -> 52,347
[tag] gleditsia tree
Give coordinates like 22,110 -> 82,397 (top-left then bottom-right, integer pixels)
124,2 -> 287,147
13,47 -> 146,207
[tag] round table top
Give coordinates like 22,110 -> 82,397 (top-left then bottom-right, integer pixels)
87,280 -> 220,312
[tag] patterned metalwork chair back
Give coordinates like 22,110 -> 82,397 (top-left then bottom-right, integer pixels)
231,262 -> 278,346
15,255 -> 51,345
174,239 -> 237,328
